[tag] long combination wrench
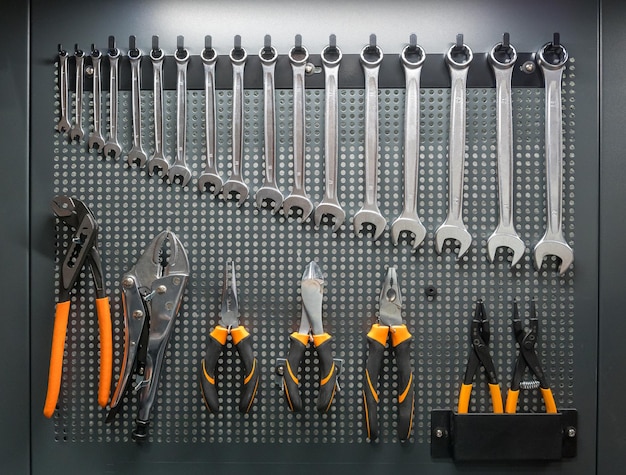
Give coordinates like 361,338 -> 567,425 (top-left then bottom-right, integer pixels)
147,36 -> 171,177
255,37 -> 283,213
354,38 -> 386,240
127,36 -> 148,168
533,39 -> 573,275
103,37 -> 122,160
434,40 -> 473,258
314,36 -> 345,231
56,45 -> 71,134
390,37 -> 427,250
69,45 -> 85,143
87,45 -> 105,151
168,38 -> 193,186
222,37 -> 249,205
486,36 -> 525,267
198,36 -> 223,194
283,37 -> 314,222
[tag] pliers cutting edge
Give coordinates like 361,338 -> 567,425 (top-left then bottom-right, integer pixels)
106,230 -> 189,442
363,266 -> 415,441
505,299 -> 557,414
44,196 -> 112,418
458,299 -> 503,414
282,261 -> 338,413
199,259 -> 260,413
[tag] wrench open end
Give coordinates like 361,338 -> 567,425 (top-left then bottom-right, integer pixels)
434,224 -> 472,259
167,166 -> 192,187
147,157 -> 170,178
314,203 -> 346,232
283,195 -> 314,222
486,232 -> 525,267
88,134 -> 105,151
390,216 -> 427,251
255,187 -> 284,214
353,210 -> 387,241
102,142 -> 122,161
198,173 -> 224,196
533,240 -> 574,276
127,149 -> 148,169
222,180 -> 249,206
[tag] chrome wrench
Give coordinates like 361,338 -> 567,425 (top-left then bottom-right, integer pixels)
56,46 -> 71,134
69,45 -> 85,143
103,38 -> 122,160
168,39 -> 192,186
486,37 -> 525,267
390,39 -> 427,250
283,38 -> 314,221
255,39 -> 283,213
198,37 -> 223,194
87,45 -> 105,150
314,37 -> 345,231
221,38 -> 248,205
533,39 -> 573,275
147,37 -> 171,177
127,37 -> 147,168
354,39 -> 386,240
434,41 -> 473,258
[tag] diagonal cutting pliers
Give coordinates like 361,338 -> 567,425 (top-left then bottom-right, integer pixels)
44,195 -> 112,418
362,266 -> 415,441
282,261 -> 338,413
199,259 -> 260,413
505,299 -> 557,414
458,299 -> 504,414
106,230 -> 189,442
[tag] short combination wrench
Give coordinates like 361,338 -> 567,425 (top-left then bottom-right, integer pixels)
314,38 -> 345,231
434,42 -> 473,258
486,38 -> 525,267
87,46 -> 105,151
127,38 -> 148,168
147,40 -> 171,177
353,41 -> 386,240
55,46 -> 71,134
69,46 -> 85,143
533,40 -> 574,275
390,40 -> 427,250
103,39 -> 122,160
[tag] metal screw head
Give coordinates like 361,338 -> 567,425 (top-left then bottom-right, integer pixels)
173,277 -> 181,286
434,428 -> 445,438
85,65 -> 94,76
123,277 -> 135,288
567,427 -> 577,438
132,310 -> 144,319
522,61 -> 536,73
156,285 -> 167,294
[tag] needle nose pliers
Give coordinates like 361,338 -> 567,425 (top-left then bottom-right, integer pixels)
44,195 -> 112,418
362,266 -> 415,441
199,259 -> 260,414
458,299 -> 504,414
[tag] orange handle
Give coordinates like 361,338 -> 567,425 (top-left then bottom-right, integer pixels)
43,300 -> 70,418
96,297 -> 112,408
541,387 -> 558,413
489,383 -> 504,413
505,388 -> 520,414
457,383 -> 472,413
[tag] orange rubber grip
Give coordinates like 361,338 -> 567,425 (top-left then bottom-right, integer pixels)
96,297 -> 112,408
457,383 -> 472,413
43,300 -> 70,418
489,383 -> 504,413
541,387 -> 558,413
505,388 -> 519,414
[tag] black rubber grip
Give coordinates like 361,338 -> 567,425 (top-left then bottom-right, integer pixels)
393,339 -> 415,441
315,337 -> 337,413
363,337 -> 386,440
199,333 -> 224,413
283,336 -> 306,412
235,333 -> 260,413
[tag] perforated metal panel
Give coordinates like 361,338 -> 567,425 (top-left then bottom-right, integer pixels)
50,58 -> 575,445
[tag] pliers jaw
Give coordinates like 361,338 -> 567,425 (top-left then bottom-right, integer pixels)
378,266 -> 403,327
219,258 -> 240,328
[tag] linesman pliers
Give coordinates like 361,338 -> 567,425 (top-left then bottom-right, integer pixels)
282,261 -> 338,413
44,196 -> 112,418
106,230 -> 189,441
505,299 -> 557,413
363,266 -> 415,441
458,299 -> 504,413
200,259 -> 260,413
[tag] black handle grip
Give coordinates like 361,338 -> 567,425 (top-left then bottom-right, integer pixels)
234,331 -> 260,413
363,334 -> 386,440
393,338 -> 415,441
283,333 -> 307,412
199,330 -> 225,413
314,335 -> 337,413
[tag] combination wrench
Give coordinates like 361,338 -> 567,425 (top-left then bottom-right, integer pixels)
255,39 -> 283,213
221,38 -> 249,205
87,45 -> 105,150
168,39 -> 193,186
69,45 -> 85,143
533,39 -> 573,275
486,37 -> 525,267
283,38 -> 314,222
314,37 -> 345,231
390,39 -> 427,250
434,41 -> 473,258
103,38 -> 122,160
353,39 -> 386,240
198,37 -> 223,194
55,46 -> 70,134
147,37 -> 171,177
127,37 -> 147,168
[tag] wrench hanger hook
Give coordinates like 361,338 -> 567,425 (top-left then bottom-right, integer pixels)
90,44 -> 101,58
489,33 -> 517,68
289,34 -> 309,64
201,35 -> 217,63
400,34 -> 425,69
74,43 -> 84,57
321,34 -> 342,66
175,35 -> 190,61
446,33 -> 473,68
128,35 -> 140,59
259,34 -> 278,63
108,35 -> 119,57
230,34 -> 246,62
537,33 -> 568,69
361,34 -> 383,65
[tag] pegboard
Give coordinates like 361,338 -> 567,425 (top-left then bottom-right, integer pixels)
48,56 -> 575,446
